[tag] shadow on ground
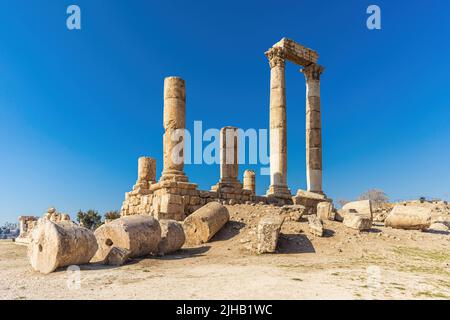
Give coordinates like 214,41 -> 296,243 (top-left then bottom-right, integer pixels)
278,233 -> 315,254
210,221 -> 246,242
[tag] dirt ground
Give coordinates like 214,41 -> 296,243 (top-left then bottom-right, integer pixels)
1,204 -> 449,300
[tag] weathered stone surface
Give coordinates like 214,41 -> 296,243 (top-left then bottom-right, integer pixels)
342,200 -> 373,218
317,202 -> 334,221
103,247 -> 131,266
243,170 -> 256,194
279,205 -> 306,221
16,216 -> 38,244
335,208 -> 356,222
257,216 -> 284,254
158,219 -> 185,255
183,202 -> 230,245
427,223 -> 449,232
28,219 -> 98,274
160,76 -> 188,182
265,46 -> 291,199
302,63 -> 324,193
212,127 -> 242,192
308,215 -> 323,236
343,214 -> 372,231
93,215 -> 161,261
385,205 -> 431,230
292,190 -> 327,213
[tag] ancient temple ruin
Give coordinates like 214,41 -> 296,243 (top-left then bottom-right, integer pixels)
121,38 -> 329,220
265,38 -> 324,198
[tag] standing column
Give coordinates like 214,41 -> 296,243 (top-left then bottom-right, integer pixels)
161,76 -> 188,182
212,126 -> 242,190
265,47 -> 291,198
220,126 -> 239,185
302,64 -> 324,193
243,170 -> 256,195
134,156 -> 156,190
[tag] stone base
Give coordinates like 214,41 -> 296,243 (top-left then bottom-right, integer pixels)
159,172 -> 189,183
211,180 -> 243,193
122,179 -> 306,221
266,185 -> 292,200
292,189 -> 331,214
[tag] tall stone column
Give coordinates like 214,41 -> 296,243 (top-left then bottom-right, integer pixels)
265,47 -> 291,198
243,170 -> 256,195
302,64 -> 324,193
161,76 -> 188,182
212,126 -> 242,191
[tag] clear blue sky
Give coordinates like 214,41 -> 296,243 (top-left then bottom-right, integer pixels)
1,0 -> 449,224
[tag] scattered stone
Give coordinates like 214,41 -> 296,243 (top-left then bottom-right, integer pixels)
256,216 -> 284,254
183,202 -> 230,245
93,215 -> 161,261
157,219 -> 185,255
342,200 -> 373,219
373,211 -> 388,222
103,247 -> 131,266
28,219 -> 98,274
427,223 -> 449,232
317,202 -> 335,221
343,214 -> 372,231
279,205 -> 306,222
334,208 -> 356,222
384,205 -> 431,230
308,215 -> 324,237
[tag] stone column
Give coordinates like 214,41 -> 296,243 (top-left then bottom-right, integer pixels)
265,47 -> 291,198
161,76 -> 188,182
243,170 -> 256,195
302,64 -> 324,193
134,156 -> 156,189
212,127 -> 242,190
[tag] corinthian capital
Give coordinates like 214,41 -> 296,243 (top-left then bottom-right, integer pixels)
302,64 -> 325,81
265,47 -> 286,69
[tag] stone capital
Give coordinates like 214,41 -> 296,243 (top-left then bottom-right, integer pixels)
265,47 -> 286,69
301,64 -> 325,81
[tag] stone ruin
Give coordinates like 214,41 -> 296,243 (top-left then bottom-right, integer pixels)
15,207 -> 71,244
121,38 -> 331,220
16,38 -> 449,274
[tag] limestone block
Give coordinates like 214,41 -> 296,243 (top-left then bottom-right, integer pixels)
342,200 -> 373,219
183,202 -> 230,245
103,247 -> 131,266
257,216 -> 284,254
93,215 -> 161,261
427,223 -> 449,232
308,215 -> 323,236
28,220 -> 98,274
384,205 -> 431,230
317,202 -> 335,221
335,208 -> 356,222
343,214 -> 372,231
157,219 -> 185,255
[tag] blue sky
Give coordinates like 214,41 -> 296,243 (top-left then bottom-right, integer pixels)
0,0 -> 449,224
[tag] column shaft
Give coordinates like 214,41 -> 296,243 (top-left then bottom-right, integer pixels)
265,47 -> 291,198
302,64 -> 324,193
161,77 -> 188,182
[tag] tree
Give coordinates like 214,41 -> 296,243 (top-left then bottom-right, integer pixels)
104,210 -> 120,221
358,189 -> 389,206
77,210 -> 102,230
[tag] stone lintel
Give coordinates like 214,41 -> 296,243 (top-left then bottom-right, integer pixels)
272,38 -> 319,67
